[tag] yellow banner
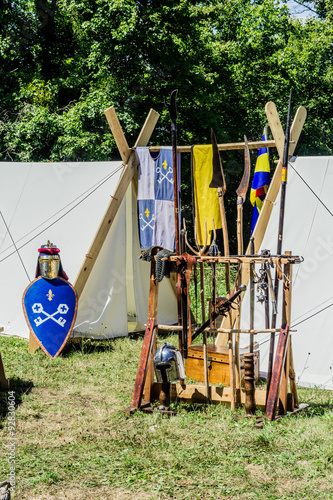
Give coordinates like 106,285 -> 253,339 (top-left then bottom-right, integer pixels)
193,145 -> 222,246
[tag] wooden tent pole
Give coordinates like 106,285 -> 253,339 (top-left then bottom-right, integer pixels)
29,108 -> 160,354
215,103 -> 306,346
74,107 -> 160,299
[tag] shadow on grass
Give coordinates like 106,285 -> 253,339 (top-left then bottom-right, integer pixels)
61,338 -> 116,357
0,376 -> 33,424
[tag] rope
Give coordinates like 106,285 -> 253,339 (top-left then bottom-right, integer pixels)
289,160 -> 333,217
0,162 -> 32,253
257,301 -> 333,349
0,165 -> 123,256
0,211 -> 30,282
0,163 -> 124,265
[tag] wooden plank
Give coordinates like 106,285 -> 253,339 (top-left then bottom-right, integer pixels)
216,104 -> 306,345
278,253 -> 292,414
265,102 -> 285,159
74,108 -> 160,299
129,252 -> 159,410
28,332 -> 40,354
265,324 -> 290,420
289,339 -> 299,408
165,382 -> 267,409
104,106 -> 131,163
148,139 -> 281,153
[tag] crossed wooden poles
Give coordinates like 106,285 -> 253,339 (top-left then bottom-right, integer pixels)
123,101 -> 306,417
26,99 -> 306,421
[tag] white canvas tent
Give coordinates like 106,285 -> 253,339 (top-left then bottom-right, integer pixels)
0,161 -> 177,339
241,156 -> 333,390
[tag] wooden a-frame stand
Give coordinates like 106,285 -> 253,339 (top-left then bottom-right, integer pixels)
28,105 -> 161,354
127,101 -> 306,419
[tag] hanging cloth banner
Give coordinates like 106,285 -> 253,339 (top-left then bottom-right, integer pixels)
192,145 -> 222,245
250,134 -> 271,233
136,146 -> 180,251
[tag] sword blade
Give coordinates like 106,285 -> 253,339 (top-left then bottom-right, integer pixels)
236,135 -> 251,202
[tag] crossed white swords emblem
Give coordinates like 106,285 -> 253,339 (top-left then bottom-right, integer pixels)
156,166 -> 173,185
32,303 -> 69,327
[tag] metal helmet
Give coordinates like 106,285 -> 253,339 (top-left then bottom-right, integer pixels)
38,242 -> 60,280
154,343 -> 186,383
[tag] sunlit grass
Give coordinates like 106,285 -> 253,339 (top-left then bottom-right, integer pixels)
0,335 -> 333,499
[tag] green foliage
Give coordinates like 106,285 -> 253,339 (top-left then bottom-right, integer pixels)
1,0 -> 333,248
1,336 -> 333,499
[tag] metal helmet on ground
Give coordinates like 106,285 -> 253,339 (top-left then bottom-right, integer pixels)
154,342 -> 186,383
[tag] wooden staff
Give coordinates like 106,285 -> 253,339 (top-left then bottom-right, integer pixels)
267,90 -> 293,394
234,136 -> 251,401
166,89 -> 182,331
210,129 -> 230,295
249,236 -> 255,353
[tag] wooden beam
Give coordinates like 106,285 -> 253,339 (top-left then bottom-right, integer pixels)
28,331 -> 39,354
265,102 -> 285,158
104,106 -> 131,163
155,382 -> 267,409
127,254 -> 159,411
74,108 -> 160,299
215,104 -> 306,346
147,139 -> 286,153
278,252 -> 292,415
265,324 -> 290,420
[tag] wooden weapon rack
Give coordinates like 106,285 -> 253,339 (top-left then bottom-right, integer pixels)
127,251 -> 302,420
26,95 -> 307,420
124,100 -> 307,420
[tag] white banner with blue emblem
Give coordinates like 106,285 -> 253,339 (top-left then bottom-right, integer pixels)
136,147 -> 180,251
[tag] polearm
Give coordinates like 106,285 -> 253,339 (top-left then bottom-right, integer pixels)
236,136 -> 251,256
210,129 -> 231,295
166,90 -> 182,332
167,89 -> 180,257
267,89 -> 293,394
235,136 -> 251,397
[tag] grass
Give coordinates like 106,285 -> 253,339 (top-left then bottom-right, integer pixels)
1,334 -> 333,499
188,262 -> 239,327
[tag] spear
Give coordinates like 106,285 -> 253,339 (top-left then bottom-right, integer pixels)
210,128 -> 230,295
267,89 -> 293,395
166,90 -> 182,333
167,89 -> 180,257
234,136 -> 251,396
236,136 -> 251,255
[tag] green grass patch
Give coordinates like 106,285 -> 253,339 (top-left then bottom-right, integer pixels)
1,335 -> 333,499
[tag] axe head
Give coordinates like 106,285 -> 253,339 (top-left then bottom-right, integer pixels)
210,128 -> 226,193
236,135 -> 251,202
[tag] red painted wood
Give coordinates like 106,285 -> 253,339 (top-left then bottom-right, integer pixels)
265,324 -> 290,421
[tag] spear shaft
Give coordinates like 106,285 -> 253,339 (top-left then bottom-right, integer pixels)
267,89 -> 293,394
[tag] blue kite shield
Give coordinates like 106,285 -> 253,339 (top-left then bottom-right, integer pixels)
23,277 -> 78,358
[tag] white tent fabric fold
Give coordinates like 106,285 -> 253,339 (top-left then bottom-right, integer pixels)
241,156 -> 333,389
0,162 -> 177,339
